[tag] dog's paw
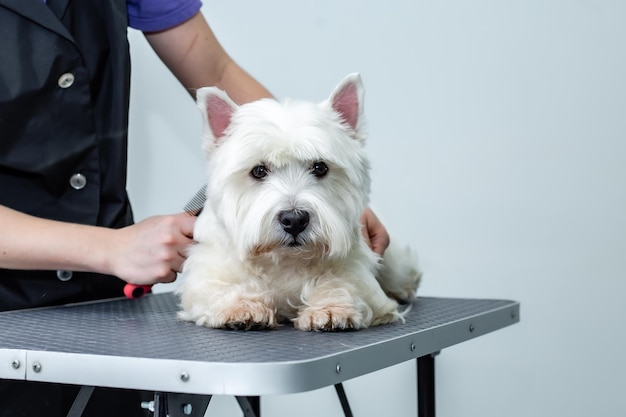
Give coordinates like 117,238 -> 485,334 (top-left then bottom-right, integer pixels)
219,301 -> 278,330
370,310 -> 403,326
294,306 -> 363,331
180,300 -> 278,330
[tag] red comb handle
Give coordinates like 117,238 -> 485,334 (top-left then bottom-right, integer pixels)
124,284 -> 152,299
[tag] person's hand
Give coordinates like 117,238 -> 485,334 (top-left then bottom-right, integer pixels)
360,207 -> 390,257
106,212 -> 196,285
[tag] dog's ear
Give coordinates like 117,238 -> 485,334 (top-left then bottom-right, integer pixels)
328,73 -> 364,136
196,87 -> 238,144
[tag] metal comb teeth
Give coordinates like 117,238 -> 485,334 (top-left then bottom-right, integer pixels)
183,185 -> 206,216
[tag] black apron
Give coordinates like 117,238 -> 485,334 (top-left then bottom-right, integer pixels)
0,0 -> 134,311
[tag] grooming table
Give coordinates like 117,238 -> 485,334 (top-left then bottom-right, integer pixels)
0,292 -> 519,417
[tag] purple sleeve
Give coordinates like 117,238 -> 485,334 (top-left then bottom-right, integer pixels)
127,0 -> 203,32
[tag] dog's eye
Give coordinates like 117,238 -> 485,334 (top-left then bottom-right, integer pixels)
250,165 -> 269,180
311,161 -> 329,178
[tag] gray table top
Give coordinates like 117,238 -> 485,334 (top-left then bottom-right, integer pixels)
0,292 -> 519,395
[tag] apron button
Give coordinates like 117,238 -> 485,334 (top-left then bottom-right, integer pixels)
57,270 -> 73,281
58,72 -> 75,88
69,173 -> 87,190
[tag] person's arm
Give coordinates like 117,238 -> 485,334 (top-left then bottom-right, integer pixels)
144,12 -> 390,256
360,207 -> 391,257
0,205 -> 195,285
144,12 -> 272,104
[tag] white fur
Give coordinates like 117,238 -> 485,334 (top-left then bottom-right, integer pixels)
177,73 -> 421,331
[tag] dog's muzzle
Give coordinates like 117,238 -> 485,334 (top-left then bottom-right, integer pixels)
278,210 -> 310,241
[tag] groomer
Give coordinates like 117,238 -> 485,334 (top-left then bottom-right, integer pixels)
0,1 -> 390,415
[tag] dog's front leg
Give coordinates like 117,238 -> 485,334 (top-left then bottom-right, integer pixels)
293,272 -> 398,331
209,289 -> 278,330
178,273 -> 278,330
293,283 -> 366,331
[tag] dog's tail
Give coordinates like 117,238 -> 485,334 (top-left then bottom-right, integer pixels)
377,239 -> 422,305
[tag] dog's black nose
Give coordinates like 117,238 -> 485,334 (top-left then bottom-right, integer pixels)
279,210 -> 310,237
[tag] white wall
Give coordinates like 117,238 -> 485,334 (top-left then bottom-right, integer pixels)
127,1 -> 626,416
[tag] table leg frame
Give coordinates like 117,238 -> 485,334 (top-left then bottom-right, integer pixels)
417,353 -> 437,417
65,354 -> 437,417
66,386 -> 95,417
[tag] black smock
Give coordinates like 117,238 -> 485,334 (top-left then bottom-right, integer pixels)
0,0 -> 132,309
0,1 -> 149,415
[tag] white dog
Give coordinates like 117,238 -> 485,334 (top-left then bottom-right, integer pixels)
177,74 -> 421,331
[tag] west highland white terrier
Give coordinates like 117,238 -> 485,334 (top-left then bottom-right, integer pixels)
177,74 -> 421,331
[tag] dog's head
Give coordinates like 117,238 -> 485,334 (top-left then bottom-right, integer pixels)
196,74 -> 371,262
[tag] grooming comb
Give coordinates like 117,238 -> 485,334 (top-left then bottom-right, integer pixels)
182,185 -> 207,216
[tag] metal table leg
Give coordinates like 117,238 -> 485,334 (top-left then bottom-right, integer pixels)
236,396 -> 261,417
167,393 -> 212,417
334,383 -> 354,417
66,386 -> 95,417
417,354 -> 436,417
153,392 -> 168,417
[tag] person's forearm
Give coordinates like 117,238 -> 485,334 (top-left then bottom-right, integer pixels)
0,205 -> 112,274
0,205 -> 196,285
214,59 -> 273,104
144,12 -> 272,104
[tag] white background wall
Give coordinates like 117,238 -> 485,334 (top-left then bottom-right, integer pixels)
126,1 -> 626,416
